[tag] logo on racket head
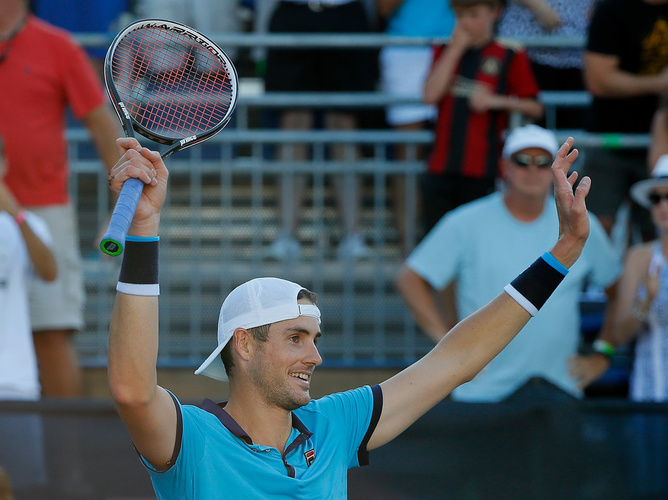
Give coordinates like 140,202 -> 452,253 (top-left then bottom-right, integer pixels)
142,21 -> 221,59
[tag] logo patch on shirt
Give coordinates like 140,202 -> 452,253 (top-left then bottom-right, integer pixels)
480,56 -> 501,76
304,449 -> 315,467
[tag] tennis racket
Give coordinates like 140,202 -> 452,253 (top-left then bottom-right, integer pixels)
100,19 -> 238,256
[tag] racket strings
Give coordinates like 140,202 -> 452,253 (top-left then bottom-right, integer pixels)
111,27 -> 234,139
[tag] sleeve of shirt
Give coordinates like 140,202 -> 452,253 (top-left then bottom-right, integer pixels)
406,212 -> 463,290
585,0 -> 621,56
57,34 -> 107,119
313,385 -> 383,469
139,392 -> 205,499
582,213 -> 622,288
506,49 -> 540,98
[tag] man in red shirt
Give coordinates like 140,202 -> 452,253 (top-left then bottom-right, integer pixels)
0,0 -> 120,397
422,0 -> 543,234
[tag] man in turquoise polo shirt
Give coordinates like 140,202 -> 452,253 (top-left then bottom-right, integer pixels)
106,133 -> 590,499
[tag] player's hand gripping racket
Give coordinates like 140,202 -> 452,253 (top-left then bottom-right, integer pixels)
100,19 -> 238,256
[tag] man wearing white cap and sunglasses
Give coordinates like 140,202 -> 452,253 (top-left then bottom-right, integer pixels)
108,133 -> 591,499
397,125 -> 621,402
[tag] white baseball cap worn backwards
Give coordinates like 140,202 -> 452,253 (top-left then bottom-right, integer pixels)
194,277 -> 321,381
502,124 -> 559,159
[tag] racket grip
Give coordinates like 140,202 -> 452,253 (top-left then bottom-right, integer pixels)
100,177 -> 144,256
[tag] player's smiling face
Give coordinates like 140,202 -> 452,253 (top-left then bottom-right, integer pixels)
248,307 -> 322,411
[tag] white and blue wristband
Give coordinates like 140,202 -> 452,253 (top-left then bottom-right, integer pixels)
117,235 -> 160,296
503,252 -> 568,317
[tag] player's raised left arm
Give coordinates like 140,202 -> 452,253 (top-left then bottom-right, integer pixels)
369,138 -> 589,450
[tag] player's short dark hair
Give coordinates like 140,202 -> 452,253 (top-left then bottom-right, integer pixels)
220,289 -> 318,378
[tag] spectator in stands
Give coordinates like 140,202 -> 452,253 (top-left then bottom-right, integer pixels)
421,0 -> 543,234
614,155 -> 668,496
0,137 -> 54,494
581,0 -> 668,244
396,125 -> 621,401
264,0 -> 378,261
32,0 -> 132,78
0,0 -> 121,397
649,91 -> 668,170
497,0 -> 595,129
376,0 -> 455,253
613,155 -> 668,402
134,0 -> 242,62
0,138 -> 56,398
105,131 -> 591,498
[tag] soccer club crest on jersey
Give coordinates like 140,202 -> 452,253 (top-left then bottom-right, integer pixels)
304,449 -> 315,467
480,56 -> 501,77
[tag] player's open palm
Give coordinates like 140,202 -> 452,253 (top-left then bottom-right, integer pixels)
551,137 -> 590,268
108,137 -> 168,234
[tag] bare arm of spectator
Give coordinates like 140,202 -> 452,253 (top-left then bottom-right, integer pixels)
423,25 -> 472,104
612,244 -> 657,345
568,283 -> 618,389
511,0 -> 561,30
396,267 -> 456,342
84,103 -> 123,246
584,52 -> 668,98
649,106 -> 668,171
83,103 -> 122,175
0,179 -> 57,281
469,86 -> 544,120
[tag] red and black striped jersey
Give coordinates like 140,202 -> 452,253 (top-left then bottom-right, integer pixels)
426,39 -> 539,179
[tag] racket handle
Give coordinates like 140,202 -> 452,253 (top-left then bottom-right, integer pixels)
100,177 -> 144,256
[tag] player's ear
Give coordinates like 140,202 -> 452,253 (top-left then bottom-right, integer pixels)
233,328 -> 253,361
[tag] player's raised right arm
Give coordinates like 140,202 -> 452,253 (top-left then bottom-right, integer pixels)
107,138 -> 176,468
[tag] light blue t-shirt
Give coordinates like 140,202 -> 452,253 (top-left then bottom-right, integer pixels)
143,385 -> 381,499
385,0 -> 454,37
407,193 -> 621,402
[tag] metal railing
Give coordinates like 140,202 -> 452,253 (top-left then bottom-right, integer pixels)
69,32 -> 643,369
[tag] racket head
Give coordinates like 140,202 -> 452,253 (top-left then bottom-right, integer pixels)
104,19 -> 238,153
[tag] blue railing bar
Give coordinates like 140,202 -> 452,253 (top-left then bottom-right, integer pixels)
74,32 -> 586,49
236,91 -> 590,108
66,127 -> 648,148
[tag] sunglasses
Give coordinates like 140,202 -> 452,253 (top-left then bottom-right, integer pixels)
649,192 -> 668,205
510,153 -> 553,169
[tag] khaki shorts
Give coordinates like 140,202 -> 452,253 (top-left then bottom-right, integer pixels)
27,204 -> 85,331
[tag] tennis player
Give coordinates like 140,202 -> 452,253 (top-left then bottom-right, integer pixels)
107,135 -> 590,499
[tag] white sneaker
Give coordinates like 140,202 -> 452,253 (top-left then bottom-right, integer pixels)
338,233 -> 370,260
269,233 -> 301,261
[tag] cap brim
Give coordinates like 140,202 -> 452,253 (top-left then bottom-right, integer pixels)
194,342 -> 229,381
630,178 -> 668,209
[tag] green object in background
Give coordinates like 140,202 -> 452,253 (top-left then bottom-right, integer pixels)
602,134 -> 623,149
